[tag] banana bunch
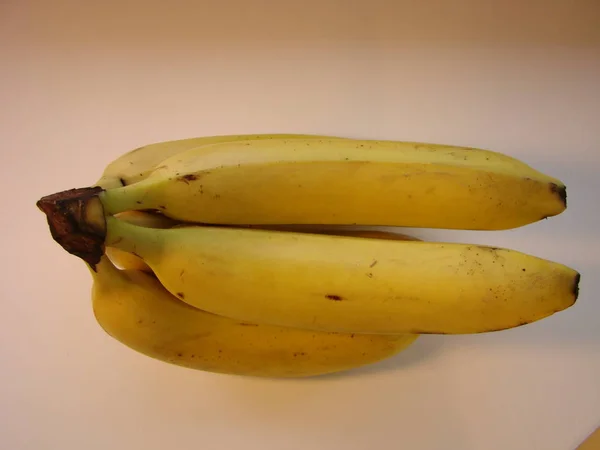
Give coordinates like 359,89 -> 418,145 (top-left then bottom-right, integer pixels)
37,133 -> 580,378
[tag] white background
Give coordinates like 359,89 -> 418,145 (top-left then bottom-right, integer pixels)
2,1 -> 599,449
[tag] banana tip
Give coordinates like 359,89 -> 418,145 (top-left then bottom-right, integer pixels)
572,272 -> 581,301
550,183 -> 567,209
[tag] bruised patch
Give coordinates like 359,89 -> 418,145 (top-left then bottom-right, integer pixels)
177,174 -> 199,184
176,292 -> 185,299
325,294 -> 343,301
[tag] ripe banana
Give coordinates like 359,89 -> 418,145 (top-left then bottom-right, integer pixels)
36,133 -> 580,375
98,138 -> 567,230
91,255 -> 418,377
107,211 -> 419,272
96,133 -> 335,189
104,216 -> 579,335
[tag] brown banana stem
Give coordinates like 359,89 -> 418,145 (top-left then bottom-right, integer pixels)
36,187 -> 107,270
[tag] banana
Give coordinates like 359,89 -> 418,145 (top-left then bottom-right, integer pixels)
96,133 -> 335,189
35,132 -> 580,376
90,255 -> 418,377
104,216 -> 580,335
98,138 -> 567,230
105,211 -> 178,270
108,210 -> 420,271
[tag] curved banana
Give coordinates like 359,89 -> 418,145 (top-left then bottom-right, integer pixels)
107,211 -> 420,271
90,256 -> 418,377
104,217 -> 580,335
96,133 -> 336,189
98,138 -> 567,231
107,209 -> 423,270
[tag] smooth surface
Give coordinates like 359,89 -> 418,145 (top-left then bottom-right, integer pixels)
1,1 -> 599,449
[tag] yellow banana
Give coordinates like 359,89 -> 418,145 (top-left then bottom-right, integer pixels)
96,133 -> 335,189
98,138 -> 567,230
35,132 -> 580,377
90,255 -> 418,377
104,217 -> 579,335
107,211 -> 419,271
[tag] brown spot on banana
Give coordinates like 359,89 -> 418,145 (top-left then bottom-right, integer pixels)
177,173 -> 200,184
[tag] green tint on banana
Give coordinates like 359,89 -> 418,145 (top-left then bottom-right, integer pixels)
105,211 -> 179,271
91,256 -> 418,378
104,217 -> 580,335
99,138 -> 567,230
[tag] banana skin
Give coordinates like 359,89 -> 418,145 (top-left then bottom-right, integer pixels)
105,217 -> 580,335
99,138 -> 567,230
96,133 -> 337,189
91,256 -> 418,377
106,210 -> 421,271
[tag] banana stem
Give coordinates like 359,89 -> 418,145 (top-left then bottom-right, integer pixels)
99,184 -> 145,215
36,187 -> 107,270
104,216 -> 162,259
